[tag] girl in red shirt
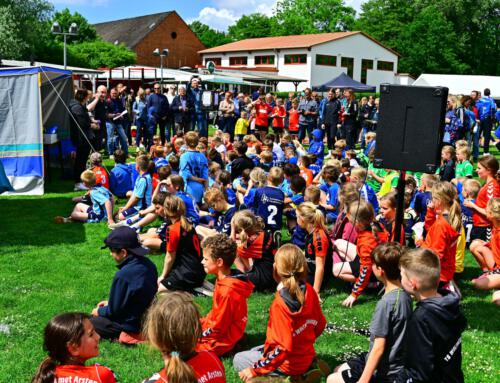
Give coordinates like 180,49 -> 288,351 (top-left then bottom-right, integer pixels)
32,312 -> 116,383
377,191 -> 405,245
416,181 -> 461,288
234,244 -> 326,381
142,292 -> 226,383
271,98 -> 287,141
287,99 -> 300,139
464,156 -> 500,243
333,199 -> 383,308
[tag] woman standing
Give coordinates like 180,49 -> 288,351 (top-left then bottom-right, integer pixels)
342,89 -> 358,150
133,88 -> 147,149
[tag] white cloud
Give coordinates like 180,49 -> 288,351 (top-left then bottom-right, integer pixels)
190,7 -> 238,31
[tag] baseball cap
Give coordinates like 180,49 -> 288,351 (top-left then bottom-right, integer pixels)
101,226 -> 149,256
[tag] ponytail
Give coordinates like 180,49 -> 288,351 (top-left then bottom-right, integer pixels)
275,244 -> 308,307
448,199 -> 463,234
32,357 -> 57,383
431,181 -> 462,233
297,202 -> 327,232
283,272 -> 305,307
165,352 -> 197,383
231,210 -> 264,245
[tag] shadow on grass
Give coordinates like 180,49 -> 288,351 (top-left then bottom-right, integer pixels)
0,197 -> 86,247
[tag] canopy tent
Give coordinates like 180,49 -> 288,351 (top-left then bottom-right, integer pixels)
413,74 -> 500,98
0,66 -> 74,195
313,72 -> 376,92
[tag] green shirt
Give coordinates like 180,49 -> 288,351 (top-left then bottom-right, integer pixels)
367,163 -> 387,193
456,160 -> 473,178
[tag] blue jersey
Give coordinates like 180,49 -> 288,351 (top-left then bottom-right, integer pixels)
133,173 -> 152,211
251,186 -> 285,231
286,193 -> 304,219
413,191 -> 432,223
179,150 -> 208,203
226,187 -> 237,205
360,183 -> 379,213
89,186 -> 112,222
154,157 -> 169,171
214,206 -> 237,235
280,179 -> 294,198
176,190 -> 200,225
460,194 -> 474,243
109,163 -> 133,198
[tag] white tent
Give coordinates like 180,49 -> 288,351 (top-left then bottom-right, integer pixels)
413,74 -> 500,98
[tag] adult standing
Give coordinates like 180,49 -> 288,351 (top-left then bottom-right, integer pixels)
342,89 -> 358,150
147,83 -> 169,144
321,89 -> 341,153
165,85 -> 176,141
132,88 -> 148,149
298,88 -> 318,143
476,88 -> 497,157
171,85 -> 194,134
219,91 -> 236,141
106,88 -> 129,157
69,89 -> 97,190
187,77 -> 208,138
87,85 -> 108,151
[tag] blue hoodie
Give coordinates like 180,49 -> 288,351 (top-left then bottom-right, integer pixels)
308,129 -> 325,165
110,163 -> 133,198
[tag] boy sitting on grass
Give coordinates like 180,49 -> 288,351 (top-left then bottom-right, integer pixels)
197,234 -> 254,357
55,170 -> 114,225
397,248 -> 467,382
328,243 -> 412,383
109,149 -> 133,199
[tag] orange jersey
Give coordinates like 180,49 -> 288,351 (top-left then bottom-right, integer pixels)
55,364 -> 116,383
288,109 -> 300,132
474,179 -> 500,227
237,231 -> 275,261
487,227 -> 500,267
300,166 -> 313,187
251,283 -> 326,377
152,172 -> 159,192
423,214 -> 460,283
305,228 -> 333,288
197,272 -> 254,356
143,351 -> 226,383
352,230 -> 379,298
272,106 -> 286,128
92,166 -> 109,190
255,101 -> 272,127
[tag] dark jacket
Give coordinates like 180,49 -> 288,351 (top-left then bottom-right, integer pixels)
230,155 -> 255,181
396,289 -> 466,383
147,92 -> 169,119
69,99 -> 94,147
171,95 -> 194,124
322,98 -> 341,126
106,97 -> 125,122
97,255 -> 158,332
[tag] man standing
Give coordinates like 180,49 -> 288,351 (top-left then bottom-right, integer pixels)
476,88 -> 497,156
87,85 -> 108,151
187,77 -> 208,137
171,85 -> 194,134
106,88 -> 129,157
147,83 -> 169,144
298,88 -> 318,143
321,90 -> 341,154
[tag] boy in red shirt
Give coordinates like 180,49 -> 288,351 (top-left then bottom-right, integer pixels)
272,98 -> 287,142
288,99 -> 300,140
197,234 -> 254,356
254,94 -> 272,141
90,152 -> 109,189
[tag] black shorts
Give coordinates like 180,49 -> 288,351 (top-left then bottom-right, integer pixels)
272,126 -> 284,134
159,240 -> 167,253
246,263 -> 276,292
255,124 -> 268,132
342,353 -> 396,383
470,226 -> 489,242
350,257 -> 378,282
161,270 -> 204,292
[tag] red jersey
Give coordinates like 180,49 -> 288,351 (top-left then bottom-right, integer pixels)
288,108 -> 299,133
152,172 -> 160,192
92,166 -> 109,190
487,227 -> 500,268
251,283 -> 326,377
473,179 -> 500,227
423,213 -> 460,283
305,228 -> 333,288
55,364 -> 116,383
143,351 -> 226,383
255,101 -> 272,127
272,106 -> 286,128
300,166 -> 313,187
197,272 -> 254,356
352,230 -> 379,299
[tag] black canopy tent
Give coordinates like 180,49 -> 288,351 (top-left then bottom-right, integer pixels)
313,72 -> 376,92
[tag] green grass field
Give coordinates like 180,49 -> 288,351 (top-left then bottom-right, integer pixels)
1,162 -> 499,383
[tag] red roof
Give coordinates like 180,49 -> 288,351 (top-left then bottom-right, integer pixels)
199,31 -> 400,57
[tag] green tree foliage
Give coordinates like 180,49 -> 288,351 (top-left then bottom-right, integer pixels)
49,8 -> 97,44
68,40 -> 136,68
273,0 -> 356,35
227,13 -> 276,40
189,21 -> 232,48
0,5 -> 28,60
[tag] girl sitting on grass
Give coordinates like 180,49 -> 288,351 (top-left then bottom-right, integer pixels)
32,312 -> 116,383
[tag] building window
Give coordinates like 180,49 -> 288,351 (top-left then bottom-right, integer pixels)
229,56 -> 248,66
316,54 -> 336,66
205,57 -> 221,66
284,54 -> 307,65
377,60 -> 394,71
361,59 -> 373,84
255,55 -> 275,65
341,56 -> 354,78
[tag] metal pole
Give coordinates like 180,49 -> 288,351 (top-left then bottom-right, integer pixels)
160,55 -> 164,92
63,34 -> 67,70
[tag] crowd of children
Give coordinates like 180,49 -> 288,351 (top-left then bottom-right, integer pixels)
42,86 -> 500,383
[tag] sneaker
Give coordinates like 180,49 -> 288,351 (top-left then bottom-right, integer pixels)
74,182 -> 88,191
193,281 -> 215,297
54,216 -> 71,224
108,220 -> 130,230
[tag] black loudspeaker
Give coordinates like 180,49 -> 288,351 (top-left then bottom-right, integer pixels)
374,84 -> 448,173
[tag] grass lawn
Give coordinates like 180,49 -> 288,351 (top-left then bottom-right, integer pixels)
1,157 -> 499,382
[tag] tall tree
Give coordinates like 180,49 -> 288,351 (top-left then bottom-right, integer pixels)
227,13 -> 276,40
68,40 -> 136,68
273,0 -> 356,35
0,5 -> 28,60
189,21 -> 232,48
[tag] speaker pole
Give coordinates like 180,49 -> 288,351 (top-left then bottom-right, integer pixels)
394,171 -> 406,243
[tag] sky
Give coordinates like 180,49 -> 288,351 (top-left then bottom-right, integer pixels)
48,0 -> 365,31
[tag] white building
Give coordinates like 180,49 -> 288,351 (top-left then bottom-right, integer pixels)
199,32 -> 400,92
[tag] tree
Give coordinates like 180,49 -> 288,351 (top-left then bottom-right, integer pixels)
189,21 -> 232,48
0,6 -> 28,60
227,14 -> 277,40
68,40 -> 136,68
49,8 -> 97,44
273,0 -> 356,36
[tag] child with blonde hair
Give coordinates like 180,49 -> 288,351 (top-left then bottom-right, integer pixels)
438,145 -> 455,182
142,292 -> 226,383
197,188 -> 237,238
233,244 -> 326,381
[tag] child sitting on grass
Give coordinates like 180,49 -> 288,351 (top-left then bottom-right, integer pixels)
109,149 -> 133,199
143,292 -> 226,383
233,244 -> 326,382
32,313 -> 116,383
398,248 -> 467,382
197,188 -> 237,239
89,152 -> 109,190
197,234 -> 254,356
55,170 -> 114,225
327,243 -> 412,383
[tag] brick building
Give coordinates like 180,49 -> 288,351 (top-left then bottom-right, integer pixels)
94,11 -> 205,68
